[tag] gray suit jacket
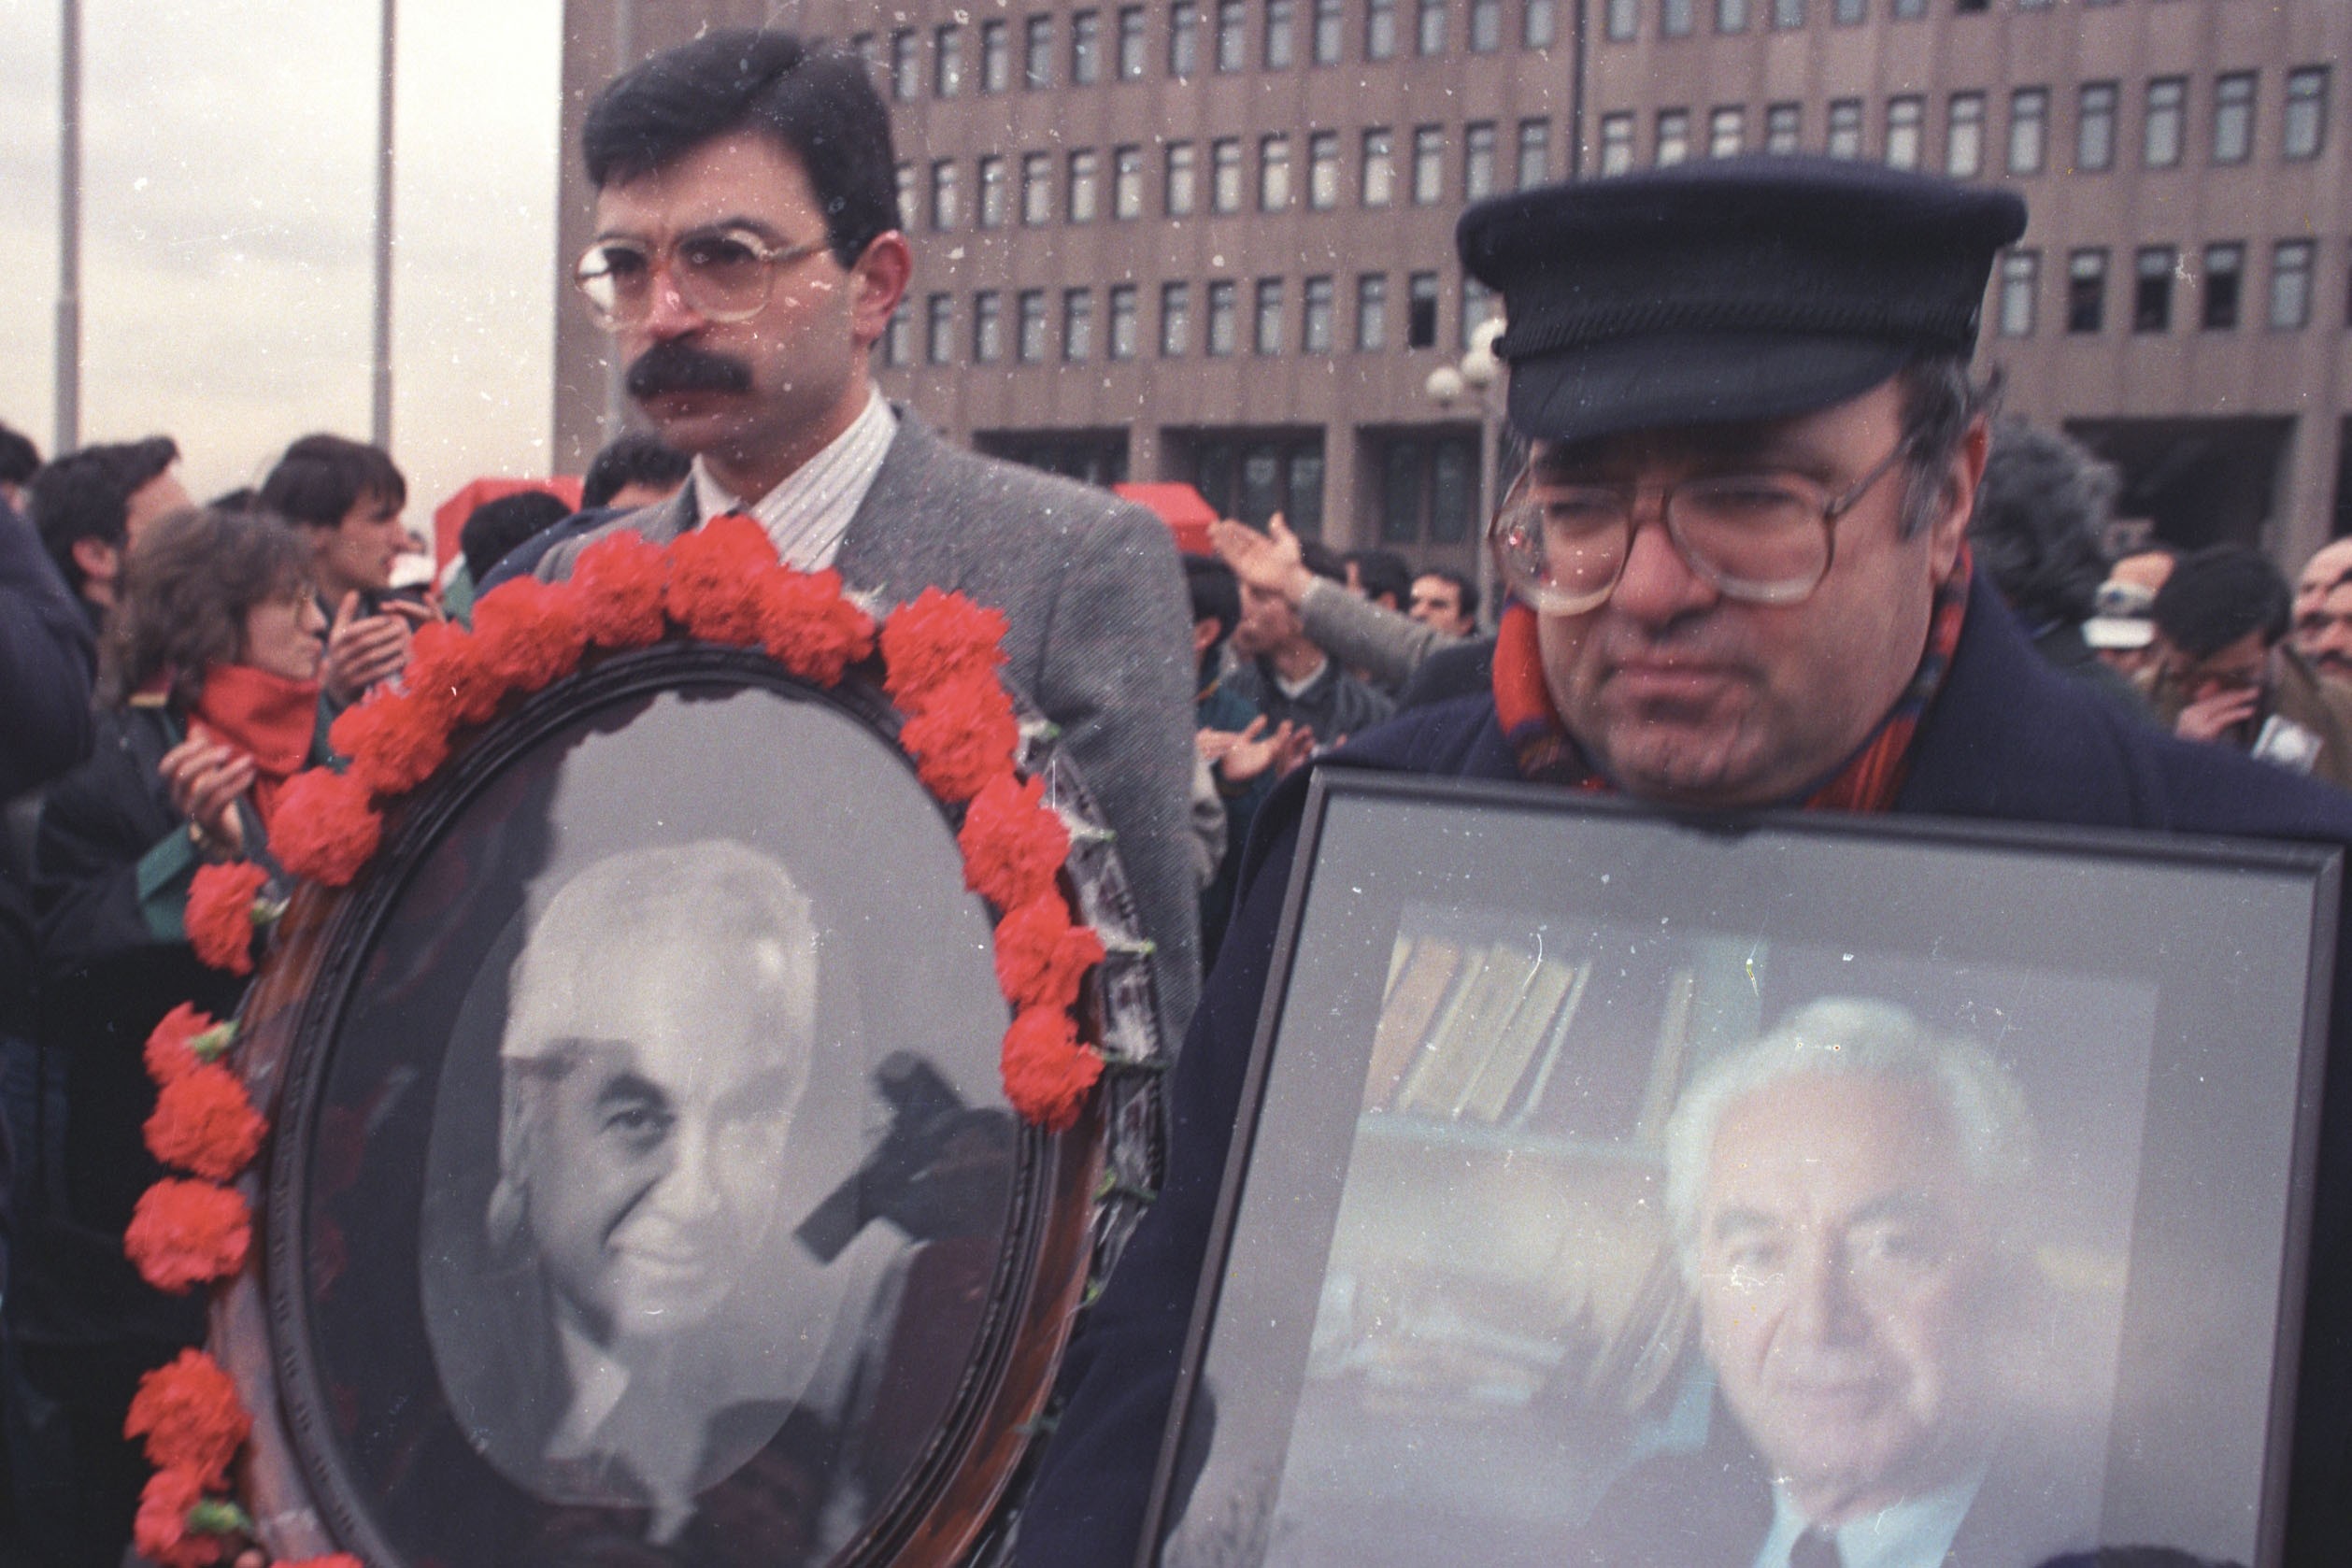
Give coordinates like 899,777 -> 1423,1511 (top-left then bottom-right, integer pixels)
540,414 -> 1201,1044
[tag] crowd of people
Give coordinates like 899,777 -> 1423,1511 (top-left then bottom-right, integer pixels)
3,21 -> 2352,1568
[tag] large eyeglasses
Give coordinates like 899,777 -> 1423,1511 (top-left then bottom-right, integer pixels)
572,225 -> 826,328
1489,436 -> 1916,613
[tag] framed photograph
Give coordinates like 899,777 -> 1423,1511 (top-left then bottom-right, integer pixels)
1146,772 -> 2339,1568
219,643 -> 1159,1568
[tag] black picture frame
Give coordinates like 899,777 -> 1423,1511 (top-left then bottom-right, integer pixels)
1144,771 -> 2339,1568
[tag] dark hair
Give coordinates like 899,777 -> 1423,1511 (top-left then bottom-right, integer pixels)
101,506 -> 313,707
260,434 -> 406,530
209,486 -> 261,513
0,421 -> 39,487
582,29 -> 898,270
2151,543 -> 2291,659
581,431 -> 691,511
26,436 -> 180,592
462,491 -> 573,583
1967,419 -> 2117,628
1345,549 -> 1413,608
1183,553 -> 1240,647
1417,566 -> 1480,624
1894,355 -> 2001,539
1298,537 -> 1347,587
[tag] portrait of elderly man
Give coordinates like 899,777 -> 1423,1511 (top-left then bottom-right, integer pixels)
1576,998 -> 2104,1568
422,839 -> 907,1548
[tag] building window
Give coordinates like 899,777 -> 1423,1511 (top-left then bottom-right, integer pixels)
1657,108 -> 1691,166
883,301 -> 912,367
1417,0 -> 1447,53
1700,106 -> 1739,158
2145,78 -> 2185,168
2076,81 -> 2116,173
891,29 -> 920,101
1716,0 -> 1746,33
1891,0 -> 1922,14
1109,284 -> 1140,359
1601,112 -> 1635,175
1412,125 -> 1445,203
1363,127 -> 1396,205
1267,0 -> 1298,64
1072,9 -> 1104,82
894,163 -> 918,229
1314,0 -> 1347,60
1207,280 -> 1240,355
1461,276 -> 1498,350
1302,275 -> 1335,352
852,32 -> 878,70
1356,273 -> 1389,349
931,160 -> 960,230
1170,0 -> 1202,74
2285,67 -> 2330,161
1119,6 -> 1149,78
1377,434 -> 1480,543
1605,0 -> 1637,39
1063,289 -> 1094,361
1068,150 -> 1101,221
1470,0 -> 1503,49
1025,14 -> 1055,86
2133,245 -> 2176,333
1021,153 -> 1052,223
1463,121 -> 1498,197
1996,250 -> 2037,337
1769,0 -> 1802,27
2202,242 -> 2244,331
1662,0 -> 1693,37
2212,72 -> 2255,165
1502,120 -> 1547,189
1309,131 -> 1342,207
1162,282 -> 1191,355
981,21 -> 1012,91
977,155 -> 1009,228
1212,137 -> 1244,212
2006,88 -> 2048,175
1885,96 -> 1922,169
1167,142 -> 1199,214
1407,270 -> 1440,349
1764,102 -> 1802,154
935,24 -> 964,95
1827,98 -> 1862,159
1261,134 -> 1293,209
1018,290 -> 1048,362
1217,0 -> 1248,67
1254,278 -> 1285,353
1113,146 -> 1145,218
1525,0 -> 1556,45
974,291 -> 1005,363
1833,0 -> 1862,22
1367,0 -> 1398,57
2066,249 -> 2107,334
926,293 -> 955,364
1189,435 -> 1326,534
1945,93 -> 1984,178
2270,239 -> 2315,330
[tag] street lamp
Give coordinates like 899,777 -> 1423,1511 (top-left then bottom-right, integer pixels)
1423,316 -> 1507,627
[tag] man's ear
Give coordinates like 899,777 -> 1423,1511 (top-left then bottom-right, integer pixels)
847,231 -> 915,348
1926,416 -> 1991,584
70,535 -> 120,587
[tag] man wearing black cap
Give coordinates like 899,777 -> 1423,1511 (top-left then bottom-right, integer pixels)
1015,157 -> 2352,1566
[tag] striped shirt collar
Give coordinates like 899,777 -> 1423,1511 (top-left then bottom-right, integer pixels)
689,388 -> 898,572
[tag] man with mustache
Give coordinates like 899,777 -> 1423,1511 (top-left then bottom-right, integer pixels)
539,30 -> 1198,1046
1017,157 -> 2352,1566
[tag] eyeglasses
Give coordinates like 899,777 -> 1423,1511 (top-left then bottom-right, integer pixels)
1489,436 -> 1916,614
572,225 -> 826,328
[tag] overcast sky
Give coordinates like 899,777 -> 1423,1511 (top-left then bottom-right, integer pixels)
0,0 -> 563,535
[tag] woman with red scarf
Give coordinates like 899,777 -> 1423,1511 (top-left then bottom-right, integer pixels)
16,505 -> 325,1567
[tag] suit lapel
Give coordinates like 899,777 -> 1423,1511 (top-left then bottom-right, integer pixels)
834,412 -> 964,607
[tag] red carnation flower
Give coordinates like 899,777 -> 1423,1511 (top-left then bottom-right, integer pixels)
125,1349 -> 250,1488
125,1180 -> 251,1293
958,774 -> 1072,912
880,587 -> 1010,711
1001,1005 -> 1103,1132
573,529 -> 671,649
328,689 -> 449,798
145,1063 -> 267,1183
267,768 -> 382,889
404,620 -> 503,727
473,577 -> 589,694
665,514 -> 778,645
185,862 -> 269,976
760,568 -> 877,687
900,673 -> 1019,804
134,1466 -> 230,1568
145,1004 -> 232,1088
994,896 -> 1107,1013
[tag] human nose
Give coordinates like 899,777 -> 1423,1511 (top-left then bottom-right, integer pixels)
637,253 -> 708,339
1604,491 -> 1717,624
643,1118 -> 723,1226
1784,1237 -> 1869,1346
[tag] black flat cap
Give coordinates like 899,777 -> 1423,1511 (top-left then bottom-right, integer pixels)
1457,155 -> 2027,446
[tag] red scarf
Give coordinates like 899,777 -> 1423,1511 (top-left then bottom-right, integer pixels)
191,663 -> 321,829
1490,548 -> 1974,814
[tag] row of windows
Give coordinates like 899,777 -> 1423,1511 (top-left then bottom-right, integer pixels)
1597,67 -> 2333,178
858,0 -> 1557,101
880,270 -> 1501,366
896,120 -> 1554,233
1607,0 -> 2165,42
1993,240 -> 2350,338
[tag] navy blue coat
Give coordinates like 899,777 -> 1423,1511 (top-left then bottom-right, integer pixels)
1017,574 -> 2352,1566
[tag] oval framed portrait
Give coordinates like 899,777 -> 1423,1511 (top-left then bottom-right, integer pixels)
220,642 -> 1157,1568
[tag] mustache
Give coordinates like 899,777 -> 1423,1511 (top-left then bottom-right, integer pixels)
625,340 -> 752,399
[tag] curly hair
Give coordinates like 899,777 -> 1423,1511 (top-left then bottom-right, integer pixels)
100,506 -> 314,707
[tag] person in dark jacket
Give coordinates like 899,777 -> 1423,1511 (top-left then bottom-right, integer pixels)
14,506 -> 327,1566
1221,535 -> 1393,748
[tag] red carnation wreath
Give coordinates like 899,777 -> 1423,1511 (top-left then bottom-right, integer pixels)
121,514 -> 1128,1566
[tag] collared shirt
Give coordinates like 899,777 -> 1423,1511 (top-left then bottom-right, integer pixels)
1750,1467 -> 1986,1568
688,387 -> 898,571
